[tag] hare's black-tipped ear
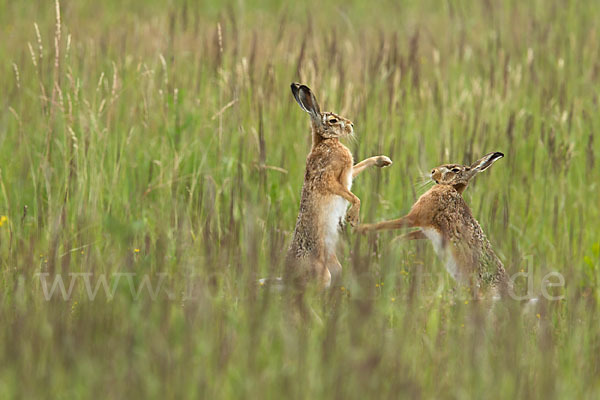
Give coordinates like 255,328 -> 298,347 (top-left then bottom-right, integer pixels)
471,152 -> 504,171
290,83 -> 321,122
291,83 -> 309,113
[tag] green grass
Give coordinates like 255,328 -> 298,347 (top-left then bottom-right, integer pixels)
0,0 -> 599,398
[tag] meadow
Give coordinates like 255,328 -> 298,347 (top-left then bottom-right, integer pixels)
0,0 -> 599,398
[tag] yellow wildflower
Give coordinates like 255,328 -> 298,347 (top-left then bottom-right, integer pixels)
0,215 -> 7,227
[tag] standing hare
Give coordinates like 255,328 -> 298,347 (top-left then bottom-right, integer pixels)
357,152 -> 511,299
284,83 -> 392,290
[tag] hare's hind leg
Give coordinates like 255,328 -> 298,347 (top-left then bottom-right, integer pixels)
285,257 -> 332,290
316,261 -> 332,289
326,253 -> 343,287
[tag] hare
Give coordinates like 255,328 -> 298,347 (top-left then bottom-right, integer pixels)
357,152 -> 511,299
284,83 -> 392,290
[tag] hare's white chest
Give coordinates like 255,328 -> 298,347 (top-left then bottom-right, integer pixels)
421,227 -> 462,282
322,169 -> 352,253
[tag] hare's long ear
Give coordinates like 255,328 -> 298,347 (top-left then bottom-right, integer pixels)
291,83 -> 322,123
470,152 -> 504,172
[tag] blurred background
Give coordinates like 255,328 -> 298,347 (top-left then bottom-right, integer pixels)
0,0 -> 599,398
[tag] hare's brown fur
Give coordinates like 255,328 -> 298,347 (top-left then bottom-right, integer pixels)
358,152 -> 510,298
285,84 -> 392,290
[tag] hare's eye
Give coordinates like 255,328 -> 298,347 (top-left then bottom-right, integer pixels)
329,118 -> 338,124
451,168 -> 460,173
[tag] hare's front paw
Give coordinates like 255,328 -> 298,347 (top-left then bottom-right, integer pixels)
354,224 -> 370,235
376,156 -> 393,168
346,207 -> 360,227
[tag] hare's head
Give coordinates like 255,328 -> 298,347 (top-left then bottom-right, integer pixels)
291,83 -> 354,139
430,152 -> 504,193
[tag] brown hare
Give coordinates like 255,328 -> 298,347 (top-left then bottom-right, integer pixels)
357,152 -> 510,299
283,83 -> 392,290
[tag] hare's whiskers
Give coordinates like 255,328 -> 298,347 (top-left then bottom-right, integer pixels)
415,174 -> 434,191
347,130 -> 358,144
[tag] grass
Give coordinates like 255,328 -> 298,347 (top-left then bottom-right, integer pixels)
0,0 -> 599,398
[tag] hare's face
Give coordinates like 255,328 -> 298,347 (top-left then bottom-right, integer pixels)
320,112 -> 354,139
430,152 -> 504,193
430,164 -> 472,187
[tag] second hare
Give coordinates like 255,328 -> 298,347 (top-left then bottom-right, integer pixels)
357,152 -> 511,298
285,83 -> 392,290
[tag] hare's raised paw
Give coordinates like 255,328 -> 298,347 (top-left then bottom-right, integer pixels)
376,156 -> 393,168
346,209 -> 359,227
